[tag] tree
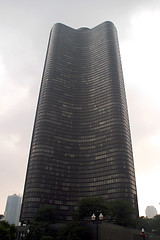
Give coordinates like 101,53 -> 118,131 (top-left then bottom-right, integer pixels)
139,215 -> 160,234
75,196 -> 108,220
75,197 -> 136,227
57,222 -> 89,240
108,199 -> 136,226
25,206 -> 57,240
151,215 -> 160,234
0,221 -> 16,240
137,216 -> 152,232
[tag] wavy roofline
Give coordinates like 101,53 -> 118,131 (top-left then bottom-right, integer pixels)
51,21 -> 116,32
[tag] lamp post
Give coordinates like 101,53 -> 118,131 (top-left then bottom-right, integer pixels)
140,228 -> 148,239
91,212 -> 103,240
20,228 -> 30,240
20,232 -> 25,240
26,228 -> 30,238
142,228 -> 145,240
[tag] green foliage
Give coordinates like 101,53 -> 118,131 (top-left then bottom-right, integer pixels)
75,196 -> 135,227
25,222 -> 47,240
137,215 -> 160,234
25,221 -> 57,240
151,215 -> 160,234
24,198 -> 138,240
76,196 -> 108,220
137,216 -> 152,232
0,221 -> 16,240
108,199 -> 135,226
25,206 -> 57,240
34,206 -> 56,223
57,222 -> 89,240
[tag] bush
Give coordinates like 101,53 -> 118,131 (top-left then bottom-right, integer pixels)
57,222 -> 89,240
0,221 -> 16,240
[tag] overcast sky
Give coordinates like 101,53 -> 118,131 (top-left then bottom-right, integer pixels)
0,0 -> 160,217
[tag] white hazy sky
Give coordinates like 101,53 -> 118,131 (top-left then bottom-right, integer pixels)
0,0 -> 160,217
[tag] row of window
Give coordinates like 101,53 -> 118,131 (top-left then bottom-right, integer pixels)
26,169 -> 136,183
29,154 -> 134,169
29,150 -> 134,167
25,179 -> 136,194
28,162 -> 135,178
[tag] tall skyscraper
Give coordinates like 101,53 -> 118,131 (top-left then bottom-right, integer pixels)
4,194 -> 21,226
20,21 -> 138,223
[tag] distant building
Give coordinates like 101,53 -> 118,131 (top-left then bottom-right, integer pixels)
145,206 -> 157,218
4,194 -> 21,225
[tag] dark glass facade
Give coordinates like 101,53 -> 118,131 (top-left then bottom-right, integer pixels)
20,21 -> 138,222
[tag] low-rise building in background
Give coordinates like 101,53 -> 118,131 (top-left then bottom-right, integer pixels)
145,206 -> 157,218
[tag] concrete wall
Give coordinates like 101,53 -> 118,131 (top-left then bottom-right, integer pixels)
86,222 -> 159,240
16,222 -> 160,240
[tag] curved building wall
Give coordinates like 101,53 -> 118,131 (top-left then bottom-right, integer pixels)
20,21 -> 138,222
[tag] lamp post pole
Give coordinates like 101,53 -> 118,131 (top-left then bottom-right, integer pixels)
91,213 -> 103,240
142,228 -> 145,240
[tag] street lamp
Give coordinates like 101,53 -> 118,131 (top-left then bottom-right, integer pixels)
91,212 -> 103,240
142,228 -> 145,240
140,228 -> 148,239
91,213 -> 96,221
27,229 -> 30,234
99,213 -> 103,221
20,232 -> 25,239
